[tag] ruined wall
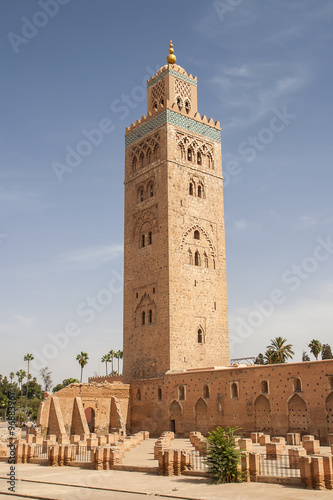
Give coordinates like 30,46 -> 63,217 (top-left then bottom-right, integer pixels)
129,359 -> 333,444
37,382 -> 130,438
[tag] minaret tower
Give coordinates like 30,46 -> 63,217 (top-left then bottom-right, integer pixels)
123,42 -> 229,382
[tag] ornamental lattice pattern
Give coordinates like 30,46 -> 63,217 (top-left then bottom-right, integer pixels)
151,80 -> 165,106
175,78 -> 191,100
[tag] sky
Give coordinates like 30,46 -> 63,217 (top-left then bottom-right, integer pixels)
1,0 -> 333,388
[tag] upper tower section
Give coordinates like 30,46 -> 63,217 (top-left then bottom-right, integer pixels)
147,41 -> 198,118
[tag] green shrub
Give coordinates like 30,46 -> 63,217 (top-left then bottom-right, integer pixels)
206,426 -> 244,484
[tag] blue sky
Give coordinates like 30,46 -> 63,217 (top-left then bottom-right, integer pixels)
1,0 -> 333,387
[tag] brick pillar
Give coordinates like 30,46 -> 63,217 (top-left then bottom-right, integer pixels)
302,435 -> 314,447
158,450 -> 165,476
110,446 -> 122,468
64,445 -> 75,466
299,456 -> 312,489
94,447 -> 103,470
25,434 -> 34,444
143,431 -> 149,440
181,451 -> 191,473
323,456 -> 333,490
287,433 -> 301,446
87,437 -> 98,450
249,453 -> 260,481
238,438 -> 252,452
173,450 -> 182,476
49,445 -> 59,467
250,432 -> 263,444
27,444 -> 36,463
98,436 -> 107,447
311,456 -> 325,490
272,437 -> 286,447
304,440 -> 320,455
103,447 -> 110,470
266,443 -> 284,460
46,435 -> 57,444
58,435 -> 69,445
259,435 -> 270,446
15,444 -> 23,464
33,436 -> 43,445
241,454 -> 250,482
22,443 -> 29,464
328,434 -> 333,446
58,445 -> 65,466
288,447 -> 307,469
164,450 -> 174,476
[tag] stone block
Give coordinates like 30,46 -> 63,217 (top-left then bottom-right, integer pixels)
302,435 -> 314,447
70,435 -> 80,444
250,432 -> 263,444
266,443 -> 284,460
259,435 -> 270,446
304,439 -> 320,455
323,455 -> 333,490
288,447 -> 307,468
238,438 -> 252,452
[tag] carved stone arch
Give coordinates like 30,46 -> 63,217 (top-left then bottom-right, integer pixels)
326,392 -> 333,433
197,324 -> 204,344
287,393 -> 309,433
195,398 -> 208,434
178,141 -> 186,161
132,155 -> 138,173
133,209 -> 158,241
170,400 -> 183,434
179,224 -> 216,257
254,394 -> 271,433
137,184 -> 145,203
134,293 -> 157,327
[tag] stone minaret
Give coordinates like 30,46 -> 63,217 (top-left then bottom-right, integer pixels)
123,42 -> 229,382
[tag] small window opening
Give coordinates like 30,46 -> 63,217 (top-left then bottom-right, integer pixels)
136,292 -> 138,299
203,385 -> 209,399
148,309 -> 152,324
214,301 -> 216,310
176,96 -> 182,109
141,311 -> 145,325
294,378 -> 302,392
189,183 -> 193,195
160,97 -> 164,106
140,189 -> 144,202
141,234 -> 145,248
153,287 -> 155,294
157,388 -> 162,401
136,389 -> 141,401
197,152 -> 202,165
185,100 -> 191,113
231,383 -> 238,399
153,101 -> 158,111
187,148 -> 192,161
198,329 -> 203,344
195,251 -> 200,266
179,386 -> 185,401
148,231 -> 152,245
194,230 -> 200,240
261,380 -> 268,394
149,184 -> 154,197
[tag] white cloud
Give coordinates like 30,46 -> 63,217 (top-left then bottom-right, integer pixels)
17,315 -> 34,327
235,219 -> 248,230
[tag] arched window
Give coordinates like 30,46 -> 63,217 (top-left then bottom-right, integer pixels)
198,329 -> 203,344
132,157 -> 137,172
261,380 -> 268,394
148,231 -> 152,245
140,189 -> 144,202
148,309 -> 152,324
197,152 -> 202,165
176,96 -> 183,109
136,389 -> 141,401
139,152 -> 144,169
153,144 -> 160,162
204,252 -> 208,268
194,230 -> 200,240
195,251 -> 200,266
141,234 -> 145,248
294,378 -> 302,392
153,101 -> 158,111
141,311 -> 145,325
207,153 -> 213,169
187,148 -> 193,162
149,183 -> 154,197
185,100 -> 191,113
160,97 -> 164,107
189,183 -> 193,195
146,149 -> 151,165
197,185 -> 202,198
179,386 -> 185,401
231,382 -> 238,399
203,385 -> 209,399
158,388 -> 162,401
188,249 -> 193,265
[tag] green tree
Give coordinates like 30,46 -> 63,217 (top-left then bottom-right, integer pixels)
9,372 -> 15,384
101,353 -> 111,376
302,350 -> 310,362
206,426 -> 244,484
22,377 -> 43,399
76,352 -> 89,383
254,353 -> 265,365
265,337 -> 294,364
321,344 -> 333,360
116,350 -> 123,375
16,369 -> 26,425
308,339 -> 322,360
23,354 -> 34,420
52,378 -> 79,393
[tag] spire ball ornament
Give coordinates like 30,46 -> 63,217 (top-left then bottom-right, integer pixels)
166,40 -> 177,64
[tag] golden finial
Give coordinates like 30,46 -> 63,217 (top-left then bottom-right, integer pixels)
166,40 -> 177,64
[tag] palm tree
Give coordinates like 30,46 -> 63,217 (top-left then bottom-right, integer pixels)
101,353 -> 111,376
109,349 -> 115,374
23,353 -> 34,420
9,372 -> 15,384
16,369 -> 26,425
265,337 -> 294,364
76,352 -> 89,382
308,339 -> 322,360
116,350 -> 123,375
